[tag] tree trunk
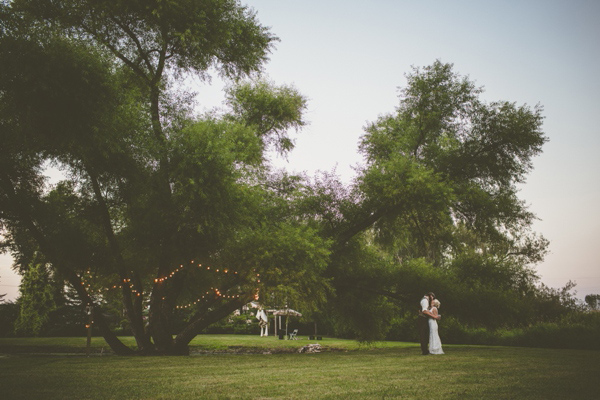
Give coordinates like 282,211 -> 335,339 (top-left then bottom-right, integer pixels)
86,168 -> 152,352
63,269 -> 136,356
173,295 -> 252,355
147,291 -> 176,353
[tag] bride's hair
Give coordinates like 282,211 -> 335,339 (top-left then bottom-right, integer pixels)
432,299 -> 441,308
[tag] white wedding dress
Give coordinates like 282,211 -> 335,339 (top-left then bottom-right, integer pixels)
428,307 -> 444,355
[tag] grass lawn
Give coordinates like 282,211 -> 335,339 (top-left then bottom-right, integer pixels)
0,335 -> 381,354
1,335 -> 599,399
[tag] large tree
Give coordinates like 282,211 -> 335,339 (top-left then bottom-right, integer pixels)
0,0 -> 330,355
296,61 -> 549,339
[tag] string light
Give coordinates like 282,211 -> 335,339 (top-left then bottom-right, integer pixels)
172,286 -> 247,309
77,258 -> 260,308
154,259 -> 261,309
154,260 -> 242,284
79,270 -> 142,297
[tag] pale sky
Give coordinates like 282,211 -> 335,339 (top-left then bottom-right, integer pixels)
1,0 -> 599,301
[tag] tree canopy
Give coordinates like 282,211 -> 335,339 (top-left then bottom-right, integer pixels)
1,1 -> 552,352
304,61 -> 549,339
1,0 -> 317,354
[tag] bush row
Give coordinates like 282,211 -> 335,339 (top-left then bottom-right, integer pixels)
386,312 -> 600,350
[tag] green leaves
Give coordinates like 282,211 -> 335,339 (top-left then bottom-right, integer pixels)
355,60 -> 548,265
0,37 -> 113,150
457,101 -> 546,187
13,0 -> 277,82
225,80 -> 307,157
14,258 -> 57,336
215,222 -> 332,315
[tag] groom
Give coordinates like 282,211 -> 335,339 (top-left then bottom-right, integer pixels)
418,292 -> 436,355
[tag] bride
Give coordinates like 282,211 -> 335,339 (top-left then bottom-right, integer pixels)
428,299 -> 444,355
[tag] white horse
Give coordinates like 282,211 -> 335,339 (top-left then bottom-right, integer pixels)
256,309 -> 268,337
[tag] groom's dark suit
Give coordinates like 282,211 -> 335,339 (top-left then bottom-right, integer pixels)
418,296 -> 430,355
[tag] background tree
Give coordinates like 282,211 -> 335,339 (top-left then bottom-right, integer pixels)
305,61 -> 550,339
14,256 -> 56,336
0,301 -> 18,338
585,294 -> 600,311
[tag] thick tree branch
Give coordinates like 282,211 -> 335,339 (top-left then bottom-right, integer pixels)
0,174 -> 134,355
174,294 -> 253,354
81,22 -> 152,84
86,167 -> 151,351
108,15 -> 155,75
333,207 -> 389,249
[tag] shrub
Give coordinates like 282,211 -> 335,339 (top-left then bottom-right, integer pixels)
0,302 -> 18,337
386,313 -> 418,342
407,312 -> 600,350
203,314 -> 260,335
506,312 -> 600,350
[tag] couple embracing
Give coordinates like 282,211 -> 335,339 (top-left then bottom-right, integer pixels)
418,292 -> 444,355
